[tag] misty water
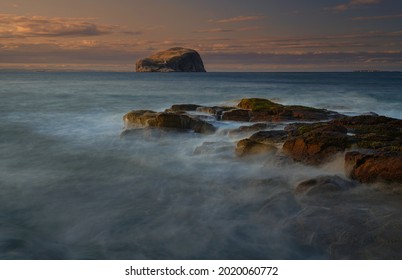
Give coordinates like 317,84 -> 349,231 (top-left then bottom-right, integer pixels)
0,72 -> 401,259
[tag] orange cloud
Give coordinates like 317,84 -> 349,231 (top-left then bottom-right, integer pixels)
0,14 -> 138,38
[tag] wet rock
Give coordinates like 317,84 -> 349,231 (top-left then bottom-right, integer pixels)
286,122 -> 348,137
345,151 -> 402,184
196,106 -> 219,115
123,110 -> 215,134
235,139 -> 277,157
191,119 -> 217,134
234,129 -> 287,157
227,123 -> 270,136
196,106 -> 234,120
236,98 -> 343,122
249,130 -> 288,145
135,47 -> 206,72
287,105 -> 341,120
238,98 -> 284,111
168,104 -> 202,112
295,175 -> 357,196
123,110 -> 157,128
331,115 -> 402,151
221,109 -> 251,122
283,124 -> 350,165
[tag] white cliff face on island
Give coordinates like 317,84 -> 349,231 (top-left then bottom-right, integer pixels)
135,47 -> 206,72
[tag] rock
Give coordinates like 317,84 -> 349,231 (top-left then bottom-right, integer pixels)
295,175 -> 357,196
123,110 -> 157,128
345,151 -> 402,184
135,47 -> 206,72
236,98 -> 343,122
196,106 -> 218,115
168,104 -> 202,112
282,115 -> 401,165
234,130 -> 286,157
151,112 -> 191,128
227,123 -> 271,136
123,110 -> 215,134
249,130 -> 288,145
283,124 -> 350,165
235,139 -> 277,157
238,98 -> 283,111
196,106 -> 234,120
191,119 -> 216,134
331,115 -> 402,151
221,109 -> 251,122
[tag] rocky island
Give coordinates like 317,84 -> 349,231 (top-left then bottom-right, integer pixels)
135,47 -> 206,72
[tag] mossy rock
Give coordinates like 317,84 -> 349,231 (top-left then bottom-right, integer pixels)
237,98 -> 283,111
236,139 -> 277,157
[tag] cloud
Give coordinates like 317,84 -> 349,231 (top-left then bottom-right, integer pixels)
203,50 -> 402,71
194,28 -> 234,33
194,26 -> 260,33
0,14 -> 138,38
209,15 -> 264,23
331,0 -> 381,11
352,13 -> 402,20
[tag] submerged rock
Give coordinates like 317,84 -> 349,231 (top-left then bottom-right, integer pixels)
193,141 -> 233,156
295,175 -> 357,196
135,47 -> 206,72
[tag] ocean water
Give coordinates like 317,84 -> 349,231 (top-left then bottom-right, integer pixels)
0,72 -> 401,259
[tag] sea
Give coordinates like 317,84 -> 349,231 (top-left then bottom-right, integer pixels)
0,72 -> 401,259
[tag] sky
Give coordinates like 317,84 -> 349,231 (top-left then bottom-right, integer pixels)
0,0 -> 401,71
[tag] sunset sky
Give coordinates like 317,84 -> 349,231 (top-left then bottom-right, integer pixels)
1,0 -> 401,71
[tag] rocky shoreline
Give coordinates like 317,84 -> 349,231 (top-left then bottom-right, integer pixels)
123,97 -> 401,190
121,97 -> 402,259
